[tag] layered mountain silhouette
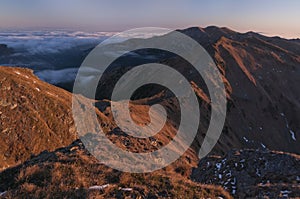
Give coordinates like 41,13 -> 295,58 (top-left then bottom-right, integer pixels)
0,26 -> 299,198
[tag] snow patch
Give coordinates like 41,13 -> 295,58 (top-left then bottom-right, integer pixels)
226,170 -> 232,177
290,130 -> 296,141
280,190 -> 291,197
216,163 -> 222,170
89,184 -> 110,190
231,177 -> 236,185
0,191 -> 7,197
256,168 -> 261,177
120,188 -> 133,191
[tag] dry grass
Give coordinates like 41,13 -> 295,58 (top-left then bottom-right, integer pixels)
0,140 -> 232,198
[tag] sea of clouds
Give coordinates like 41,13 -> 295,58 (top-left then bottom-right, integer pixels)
0,29 -> 115,85
0,29 -> 167,87
0,29 -> 115,55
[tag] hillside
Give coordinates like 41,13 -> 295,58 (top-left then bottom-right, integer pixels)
0,140 -> 231,198
0,26 -> 299,198
0,66 -> 77,170
188,26 -> 300,155
91,26 -> 300,156
0,66 -> 229,198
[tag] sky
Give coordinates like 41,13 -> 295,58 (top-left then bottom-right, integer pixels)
0,0 -> 299,39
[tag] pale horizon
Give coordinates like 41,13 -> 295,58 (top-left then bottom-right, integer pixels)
0,0 -> 299,39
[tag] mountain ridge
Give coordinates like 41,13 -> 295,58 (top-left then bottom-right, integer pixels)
0,26 -> 299,198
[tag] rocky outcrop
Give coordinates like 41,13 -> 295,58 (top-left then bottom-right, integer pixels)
191,149 -> 300,198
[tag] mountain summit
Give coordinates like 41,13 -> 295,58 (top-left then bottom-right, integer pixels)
0,26 -> 299,198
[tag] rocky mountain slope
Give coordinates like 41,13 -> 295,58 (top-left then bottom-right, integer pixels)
0,140 -> 231,199
181,26 -> 300,155
0,26 -> 299,198
0,66 -> 230,198
191,149 -> 300,198
91,26 -> 300,156
0,67 -> 77,170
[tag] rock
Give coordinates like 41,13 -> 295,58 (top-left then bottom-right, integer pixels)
192,149 -> 300,198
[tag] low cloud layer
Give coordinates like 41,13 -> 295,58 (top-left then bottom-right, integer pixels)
0,30 -> 115,55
